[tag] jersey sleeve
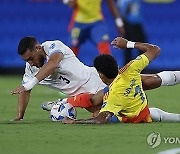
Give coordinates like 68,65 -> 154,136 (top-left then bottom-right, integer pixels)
130,54 -> 149,73
43,41 -> 66,56
22,63 -> 36,84
100,94 -> 123,115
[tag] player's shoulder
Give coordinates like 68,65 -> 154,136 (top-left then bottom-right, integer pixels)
119,55 -> 147,74
128,54 -> 149,71
42,40 -> 65,47
130,54 -> 149,66
134,54 -> 148,61
42,40 -> 68,55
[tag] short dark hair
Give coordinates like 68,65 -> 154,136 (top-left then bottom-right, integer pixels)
94,54 -> 119,79
18,36 -> 38,55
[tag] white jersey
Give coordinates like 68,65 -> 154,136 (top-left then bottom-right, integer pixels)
22,40 -> 106,96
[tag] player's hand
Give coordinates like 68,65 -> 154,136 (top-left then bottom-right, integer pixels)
62,116 -> 75,124
111,37 -> 128,49
67,0 -> 76,8
11,85 -> 26,95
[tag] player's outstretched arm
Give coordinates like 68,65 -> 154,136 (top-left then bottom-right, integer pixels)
35,52 -> 63,82
11,52 -> 63,94
62,111 -> 113,124
13,91 -> 31,121
134,42 -> 160,62
111,37 -> 160,62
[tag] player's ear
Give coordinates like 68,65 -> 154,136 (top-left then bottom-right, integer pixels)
36,45 -> 42,52
99,72 -> 105,80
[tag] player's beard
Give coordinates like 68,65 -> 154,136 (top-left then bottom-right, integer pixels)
37,55 -> 45,68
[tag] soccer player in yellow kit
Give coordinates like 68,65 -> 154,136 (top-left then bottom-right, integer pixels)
62,0 -> 125,55
62,37 -> 161,124
100,54 -> 152,123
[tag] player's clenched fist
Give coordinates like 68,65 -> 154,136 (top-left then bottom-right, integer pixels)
111,37 -> 128,49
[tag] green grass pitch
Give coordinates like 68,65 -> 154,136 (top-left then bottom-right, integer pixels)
0,75 -> 179,154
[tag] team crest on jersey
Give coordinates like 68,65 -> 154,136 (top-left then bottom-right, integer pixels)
135,55 -> 142,60
49,43 -> 55,49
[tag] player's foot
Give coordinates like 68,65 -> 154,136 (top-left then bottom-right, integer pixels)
41,101 -> 57,111
41,98 -> 67,111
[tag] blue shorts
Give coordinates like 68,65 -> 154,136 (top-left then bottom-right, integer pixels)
70,20 -> 110,47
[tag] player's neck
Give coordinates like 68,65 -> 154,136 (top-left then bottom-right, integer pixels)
106,78 -> 114,85
41,47 -> 47,59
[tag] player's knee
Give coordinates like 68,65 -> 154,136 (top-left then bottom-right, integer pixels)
90,94 -> 103,106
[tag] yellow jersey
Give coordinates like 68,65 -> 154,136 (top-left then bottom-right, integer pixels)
100,54 -> 152,122
72,0 -> 103,23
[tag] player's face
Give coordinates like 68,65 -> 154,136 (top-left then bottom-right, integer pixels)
22,46 -> 45,68
98,72 -> 107,84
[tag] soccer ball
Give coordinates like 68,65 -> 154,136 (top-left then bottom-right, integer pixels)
50,100 -> 77,122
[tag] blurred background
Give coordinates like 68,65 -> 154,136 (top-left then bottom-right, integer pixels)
0,0 -> 180,74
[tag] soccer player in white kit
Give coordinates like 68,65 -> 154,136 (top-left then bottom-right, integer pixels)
21,39 -> 106,96
11,36 -> 180,121
11,36 -> 106,120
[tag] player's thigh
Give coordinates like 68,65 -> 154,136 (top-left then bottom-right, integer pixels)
90,20 -> 110,45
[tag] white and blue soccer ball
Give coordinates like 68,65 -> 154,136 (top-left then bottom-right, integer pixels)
50,100 -> 77,121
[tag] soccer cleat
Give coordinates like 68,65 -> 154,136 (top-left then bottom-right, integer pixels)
41,98 -> 68,111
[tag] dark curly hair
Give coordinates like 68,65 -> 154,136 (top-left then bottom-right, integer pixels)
94,54 -> 118,79
18,36 -> 38,55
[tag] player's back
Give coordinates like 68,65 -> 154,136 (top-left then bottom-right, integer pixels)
112,60 -> 147,115
103,54 -> 150,120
